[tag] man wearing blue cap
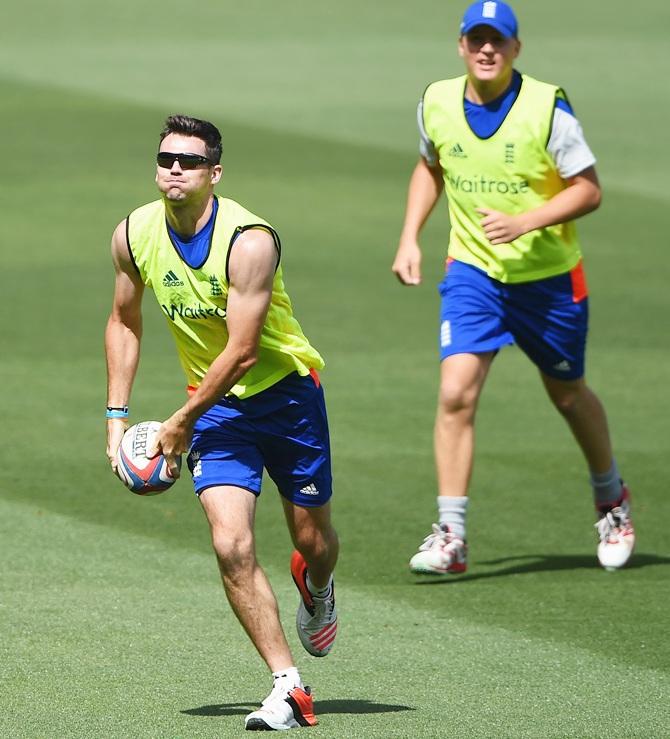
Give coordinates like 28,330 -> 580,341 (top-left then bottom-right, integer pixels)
392,1 -> 634,574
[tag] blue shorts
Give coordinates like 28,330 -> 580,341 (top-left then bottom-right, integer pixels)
438,260 -> 589,380
187,371 -> 332,507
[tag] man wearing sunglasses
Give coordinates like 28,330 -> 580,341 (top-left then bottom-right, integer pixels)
105,114 -> 338,731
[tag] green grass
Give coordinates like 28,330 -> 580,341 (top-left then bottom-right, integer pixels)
1,1 -> 669,736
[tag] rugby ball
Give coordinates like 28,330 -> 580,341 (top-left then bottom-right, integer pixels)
115,420 -> 181,495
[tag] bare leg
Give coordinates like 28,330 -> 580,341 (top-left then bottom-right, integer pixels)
282,499 -> 338,590
434,352 -> 495,498
410,352 -> 495,574
540,373 -> 613,474
200,485 -> 294,672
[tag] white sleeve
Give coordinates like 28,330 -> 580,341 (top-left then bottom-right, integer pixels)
547,107 -> 596,179
417,100 -> 439,167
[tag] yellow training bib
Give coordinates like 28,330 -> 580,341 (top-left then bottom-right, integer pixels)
422,74 -> 582,283
127,196 -> 324,398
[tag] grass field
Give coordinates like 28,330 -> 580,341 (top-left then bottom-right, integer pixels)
1,1 -> 669,736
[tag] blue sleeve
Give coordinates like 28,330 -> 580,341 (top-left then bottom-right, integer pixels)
554,94 -> 574,116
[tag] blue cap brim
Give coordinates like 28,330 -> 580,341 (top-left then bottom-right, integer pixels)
460,19 -> 516,38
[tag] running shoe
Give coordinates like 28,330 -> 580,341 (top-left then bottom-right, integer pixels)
409,523 -> 468,575
245,682 -> 317,731
290,550 -> 337,657
595,485 -> 635,570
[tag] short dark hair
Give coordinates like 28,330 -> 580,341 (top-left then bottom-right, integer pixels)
159,114 -> 222,164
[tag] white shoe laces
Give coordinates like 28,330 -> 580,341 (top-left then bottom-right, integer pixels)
262,678 -> 301,707
595,504 -> 630,542
261,684 -> 287,707
419,524 -> 457,552
308,579 -> 335,620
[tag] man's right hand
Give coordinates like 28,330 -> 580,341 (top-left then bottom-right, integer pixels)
106,418 -> 127,473
392,238 -> 422,285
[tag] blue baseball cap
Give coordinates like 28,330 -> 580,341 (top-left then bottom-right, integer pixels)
460,1 -> 518,38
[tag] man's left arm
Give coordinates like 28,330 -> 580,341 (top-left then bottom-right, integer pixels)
149,228 -> 278,476
477,167 -> 601,245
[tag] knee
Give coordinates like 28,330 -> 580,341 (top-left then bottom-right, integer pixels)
549,388 -> 581,417
210,527 -> 255,577
438,380 -> 478,418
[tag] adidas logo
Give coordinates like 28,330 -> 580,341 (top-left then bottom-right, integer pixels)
209,275 -> 223,296
163,270 -> 184,287
552,360 -> 572,372
448,143 -> 467,158
299,483 -> 319,496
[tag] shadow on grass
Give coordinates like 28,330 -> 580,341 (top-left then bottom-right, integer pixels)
413,552 -> 670,584
315,699 -> 415,714
182,699 -> 415,717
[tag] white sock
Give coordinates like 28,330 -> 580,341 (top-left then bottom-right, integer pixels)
272,667 -> 302,690
306,572 -> 332,599
437,496 -> 468,541
590,460 -> 624,509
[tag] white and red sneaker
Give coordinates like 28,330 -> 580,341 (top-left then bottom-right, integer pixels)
290,551 -> 337,657
595,485 -> 635,570
409,524 -> 468,575
245,682 -> 318,731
